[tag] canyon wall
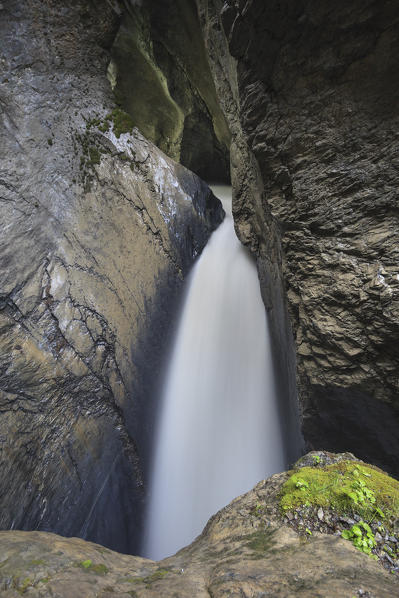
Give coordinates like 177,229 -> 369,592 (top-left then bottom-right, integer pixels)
110,0 -> 231,182
0,0 -> 223,554
197,0 -> 399,476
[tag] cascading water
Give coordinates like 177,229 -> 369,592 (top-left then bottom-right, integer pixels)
143,186 -> 285,560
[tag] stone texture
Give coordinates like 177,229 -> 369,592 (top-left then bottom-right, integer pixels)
197,0 -> 399,477
0,0 -> 223,554
0,453 -> 397,597
110,0 -> 231,182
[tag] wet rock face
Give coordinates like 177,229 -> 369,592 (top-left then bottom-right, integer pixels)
0,0 -> 223,554
198,0 -> 399,476
0,453 -> 398,597
110,0 -> 231,182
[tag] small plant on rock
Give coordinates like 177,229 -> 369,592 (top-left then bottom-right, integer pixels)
341,521 -> 377,557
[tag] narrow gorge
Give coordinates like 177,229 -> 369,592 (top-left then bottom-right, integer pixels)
0,1 -> 399,596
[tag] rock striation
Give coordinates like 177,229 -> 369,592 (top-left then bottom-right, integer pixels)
197,0 -> 399,477
0,453 -> 397,597
0,0 -> 223,554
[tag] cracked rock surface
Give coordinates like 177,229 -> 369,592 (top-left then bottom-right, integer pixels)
197,0 -> 399,476
0,453 -> 397,597
0,0 -> 223,554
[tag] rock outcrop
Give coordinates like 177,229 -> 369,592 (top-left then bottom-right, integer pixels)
110,0 -> 231,182
0,0 -> 223,554
0,453 -> 398,597
197,0 -> 399,477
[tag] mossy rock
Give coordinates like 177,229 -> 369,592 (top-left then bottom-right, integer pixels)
280,459 -> 399,525
76,559 -> 108,575
108,108 -> 134,138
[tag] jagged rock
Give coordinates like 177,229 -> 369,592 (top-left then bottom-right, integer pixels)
197,0 -> 399,477
0,0 -> 223,554
0,453 -> 397,597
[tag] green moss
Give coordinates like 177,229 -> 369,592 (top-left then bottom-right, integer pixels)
123,568 -> 169,587
144,569 -> 169,584
98,121 -> 110,133
30,559 -> 45,566
17,577 -> 32,594
86,117 -> 101,130
76,560 -> 108,575
280,461 -> 399,523
88,146 -> 101,166
109,108 -> 134,138
246,529 -> 276,554
47,138 -> 53,146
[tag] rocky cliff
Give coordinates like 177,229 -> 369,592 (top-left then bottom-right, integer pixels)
0,0 -> 223,554
197,0 -> 399,477
110,0 -> 231,182
0,453 -> 398,597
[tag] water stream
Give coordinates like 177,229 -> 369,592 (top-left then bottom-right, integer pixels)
143,186 -> 285,560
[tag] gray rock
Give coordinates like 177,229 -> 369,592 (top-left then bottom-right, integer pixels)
0,0 -> 223,554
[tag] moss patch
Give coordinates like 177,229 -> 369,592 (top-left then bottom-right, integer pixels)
246,529 -> 276,555
108,108 -> 134,138
88,146 -> 101,166
280,461 -> 399,522
123,568 -> 170,587
75,559 -> 108,575
279,459 -> 399,568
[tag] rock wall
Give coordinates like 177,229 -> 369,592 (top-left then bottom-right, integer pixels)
0,0 -> 223,554
110,0 -> 231,182
197,0 -> 399,477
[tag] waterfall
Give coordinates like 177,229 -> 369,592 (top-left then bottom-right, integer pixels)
143,186 -> 285,561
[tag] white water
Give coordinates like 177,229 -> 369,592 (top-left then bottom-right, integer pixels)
143,186 -> 285,560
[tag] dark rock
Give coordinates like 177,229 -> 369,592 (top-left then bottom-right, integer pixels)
197,0 -> 399,477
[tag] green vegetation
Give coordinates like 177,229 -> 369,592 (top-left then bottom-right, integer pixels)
123,568 -> 170,587
144,569 -> 169,584
280,460 -> 399,559
246,529 -> 276,554
341,521 -> 377,557
77,108 -> 135,190
85,108 -> 134,138
17,577 -> 32,594
76,559 -> 108,574
108,108 -> 134,138
88,146 -> 101,166
280,461 -> 399,520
